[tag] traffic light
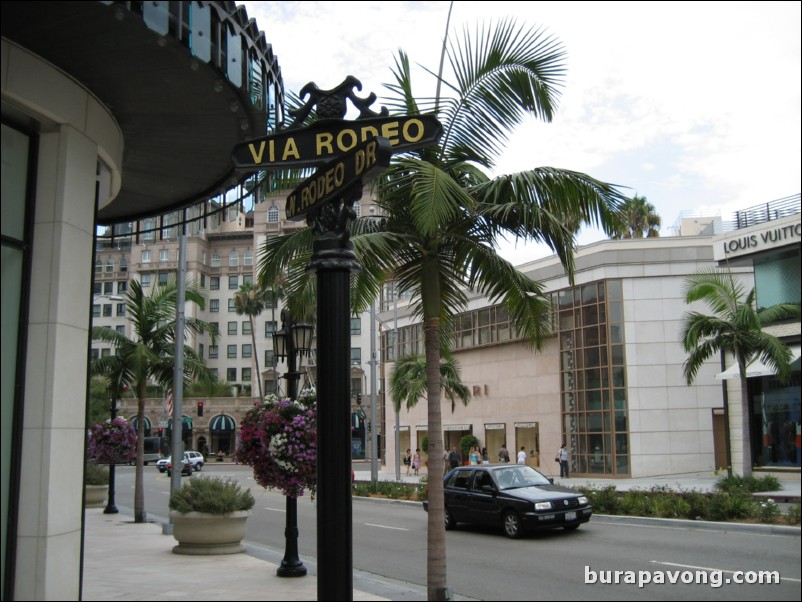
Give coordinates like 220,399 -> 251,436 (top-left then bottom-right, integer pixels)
356,393 -> 362,405
197,402 -> 204,417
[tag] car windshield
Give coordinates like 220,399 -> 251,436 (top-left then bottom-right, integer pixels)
493,466 -> 551,490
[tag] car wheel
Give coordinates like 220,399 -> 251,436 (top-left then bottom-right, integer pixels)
503,510 -> 523,539
564,523 -> 580,531
444,507 -> 457,531
194,463 -> 201,472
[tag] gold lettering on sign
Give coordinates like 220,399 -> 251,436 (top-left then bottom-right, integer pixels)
248,141 -> 266,164
316,133 -> 334,155
282,138 -> 300,161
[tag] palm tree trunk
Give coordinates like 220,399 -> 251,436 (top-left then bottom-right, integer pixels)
134,382 -> 146,522
739,375 -> 753,477
250,315 -> 263,400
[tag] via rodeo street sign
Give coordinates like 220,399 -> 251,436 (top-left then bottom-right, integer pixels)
232,76 -> 442,170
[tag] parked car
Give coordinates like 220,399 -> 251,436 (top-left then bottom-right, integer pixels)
156,457 -> 171,473
166,458 -> 192,477
423,464 -> 592,538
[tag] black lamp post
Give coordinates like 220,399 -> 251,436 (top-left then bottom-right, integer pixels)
104,391 -> 120,514
272,309 -> 315,578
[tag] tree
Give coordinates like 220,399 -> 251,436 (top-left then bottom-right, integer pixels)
234,282 -> 268,400
613,194 -> 661,239
390,353 -> 470,413
91,279 -> 218,523
680,269 -> 800,477
259,20 -> 625,600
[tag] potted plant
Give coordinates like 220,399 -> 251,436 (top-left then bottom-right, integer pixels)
168,476 -> 255,555
84,462 -> 109,508
87,417 -> 137,465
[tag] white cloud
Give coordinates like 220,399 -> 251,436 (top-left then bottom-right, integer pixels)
241,1 -> 801,264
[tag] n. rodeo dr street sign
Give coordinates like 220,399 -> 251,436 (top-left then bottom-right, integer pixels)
286,137 -> 392,221
231,115 -> 441,169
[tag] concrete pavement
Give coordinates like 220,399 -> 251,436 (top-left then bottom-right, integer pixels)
82,467 -> 799,601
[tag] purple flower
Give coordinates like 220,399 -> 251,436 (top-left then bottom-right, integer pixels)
87,417 -> 137,464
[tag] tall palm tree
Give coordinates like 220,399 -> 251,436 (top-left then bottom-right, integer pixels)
390,353 -> 470,413
91,279 -> 218,523
234,282 -> 267,399
259,20 -> 625,599
680,269 -> 800,477
614,194 -> 661,238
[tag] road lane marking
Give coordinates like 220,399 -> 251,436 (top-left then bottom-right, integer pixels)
651,560 -> 801,583
364,523 -> 409,531
264,507 -> 286,513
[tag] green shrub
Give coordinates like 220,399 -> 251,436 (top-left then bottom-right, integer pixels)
417,474 -> 428,501
715,474 -> 782,494
754,498 -> 781,523
378,481 -> 408,499
785,503 -> 801,525
620,490 -> 654,516
353,483 -> 373,497
85,462 -> 109,486
580,485 -> 619,514
679,489 -> 710,520
169,476 -> 254,515
708,492 -> 753,521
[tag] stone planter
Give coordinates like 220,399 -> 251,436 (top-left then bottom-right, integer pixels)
169,510 -> 250,555
85,485 -> 108,508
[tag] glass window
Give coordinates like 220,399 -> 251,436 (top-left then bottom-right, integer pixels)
267,204 -> 279,223
227,368 -> 237,382
93,282 -> 102,295
116,325 -> 125,335
141,274 -> 151,288
351,317 -> 361,335
351,348 -> 361,365
210,276 -> 219,290
265,321 -> 276,336
92,305 -> 101,318
209,345 -> 219,359
227,345 -> 237,359
106,259 -> 114,273
244,249 -> 253,266
229,275 -> 238,290
116,303 -> 126,317
104,281 -> 113,295
200,274 -> 206,288
198,343 -> 204,359
242,320 -> 252,335
243,274 -> 253,286
95,260 -> 103,273
117,281 -> 127,294
242,367 -> 252,382
228,299 -> 236,312
211,253 -> 221,268
158,272 -> 168,285
228,321 -> 237,335
159,249 -> 169,262
210,299 -> 219,313
120,258 -> 128,272
229,251 -> 239,267
265,350 -> 275,367
242,344 -> 252,358
142,250 -> 151,263
755,251 -> 801,309
143,219 -> 156,241
103,304 -> 112,317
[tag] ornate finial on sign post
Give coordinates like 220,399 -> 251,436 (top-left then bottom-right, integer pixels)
288,76 -> 389,128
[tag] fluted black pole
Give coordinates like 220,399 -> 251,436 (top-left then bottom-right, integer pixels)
310,185 -> 361,602
104,393 -> 119,514
277,310 -> 307,577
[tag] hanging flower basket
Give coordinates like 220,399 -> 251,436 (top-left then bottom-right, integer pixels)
236,393 -> 317,499
87,417 -> 137,465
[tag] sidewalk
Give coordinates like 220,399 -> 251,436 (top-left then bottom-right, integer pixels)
82,509 -> 387,601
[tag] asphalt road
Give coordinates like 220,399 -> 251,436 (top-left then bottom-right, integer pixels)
111,465 -> 801,601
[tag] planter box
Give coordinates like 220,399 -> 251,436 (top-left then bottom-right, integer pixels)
169,510 -> 250,555
85,485 -> 108,508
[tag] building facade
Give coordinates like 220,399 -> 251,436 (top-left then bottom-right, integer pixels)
380,199 -> 800,479
1,3 -> 282,598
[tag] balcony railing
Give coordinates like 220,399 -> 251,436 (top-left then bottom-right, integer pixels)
734,194 -> 801,230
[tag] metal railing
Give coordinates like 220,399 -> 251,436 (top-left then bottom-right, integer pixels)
733,194 -> 801,230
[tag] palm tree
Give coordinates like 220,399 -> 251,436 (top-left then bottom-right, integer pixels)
259,20 -> 625,599
91,279 -> 218,523
233,282 -> 268,400
390,353 -> 470,413
680,269 -> 800,477
613,194 -> 661,238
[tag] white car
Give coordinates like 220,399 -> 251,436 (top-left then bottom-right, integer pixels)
156,451 -> 203,472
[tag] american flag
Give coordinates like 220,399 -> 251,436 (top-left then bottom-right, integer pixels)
165,389 -> 173,417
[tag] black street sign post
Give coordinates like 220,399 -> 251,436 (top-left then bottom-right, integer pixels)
232,76 -> 441,602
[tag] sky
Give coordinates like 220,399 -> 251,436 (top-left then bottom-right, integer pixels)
241,1 -> 801,264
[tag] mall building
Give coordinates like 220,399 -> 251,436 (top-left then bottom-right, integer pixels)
380,197 -> 800,480
2,3 -> 283,598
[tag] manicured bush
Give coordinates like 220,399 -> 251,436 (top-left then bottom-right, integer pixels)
169,476 -> 255,515
84,462 -> 109,486
785,503 -> 801,525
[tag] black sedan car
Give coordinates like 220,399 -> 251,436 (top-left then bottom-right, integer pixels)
424,465 -> 592,538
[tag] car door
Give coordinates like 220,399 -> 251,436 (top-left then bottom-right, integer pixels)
444,469 -> 473,521
467,470 -> 499,525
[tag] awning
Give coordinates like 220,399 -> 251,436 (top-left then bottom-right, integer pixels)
166,416 -> 193,431
129,416 -> 151,431
715,345 -> 801,380
209,414 -> 236,433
